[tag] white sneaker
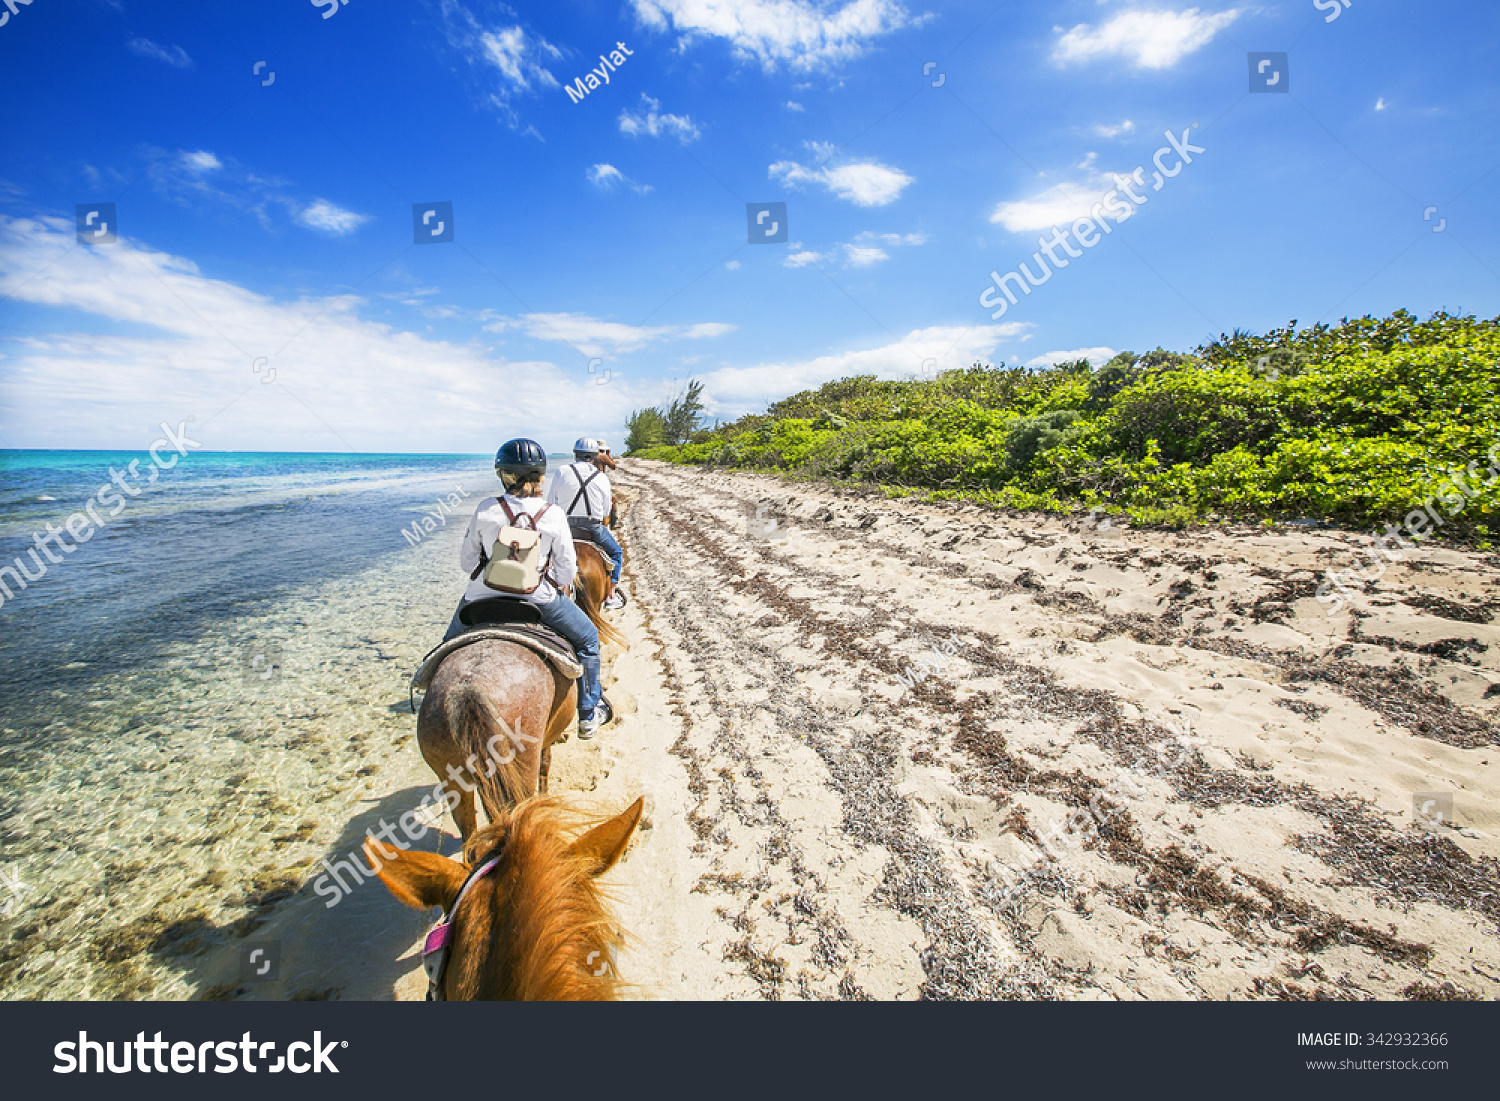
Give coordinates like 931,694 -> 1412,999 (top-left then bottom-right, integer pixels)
577,698 -> 613,740
603,591 -> 627,611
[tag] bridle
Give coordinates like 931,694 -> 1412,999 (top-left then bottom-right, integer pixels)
422,846 -> 505,1002
419,838 -> 621,1000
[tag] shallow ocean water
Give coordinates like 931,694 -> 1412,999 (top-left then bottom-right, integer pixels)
0,451 -> 499,999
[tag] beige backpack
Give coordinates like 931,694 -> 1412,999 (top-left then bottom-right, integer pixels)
480,499 -> 555,594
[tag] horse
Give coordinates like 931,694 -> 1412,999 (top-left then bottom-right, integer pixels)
572,539 -> 625,649
365,795 -> 643,1000
417,546 -> 624,841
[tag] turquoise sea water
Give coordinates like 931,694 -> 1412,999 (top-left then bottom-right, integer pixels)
0,450 -> 506,998
0,450 -> 490,692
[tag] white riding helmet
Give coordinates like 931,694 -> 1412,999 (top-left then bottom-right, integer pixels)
572,436 -> 602,458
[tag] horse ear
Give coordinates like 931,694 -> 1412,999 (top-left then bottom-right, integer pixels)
568,797 -> 644,876
363,839 -> 468,911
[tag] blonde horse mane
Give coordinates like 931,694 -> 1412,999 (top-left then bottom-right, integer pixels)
447,797 -> 627,1001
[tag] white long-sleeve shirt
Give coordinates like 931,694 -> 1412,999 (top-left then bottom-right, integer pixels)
547,460 -> 613,520
459,494 -> 576,605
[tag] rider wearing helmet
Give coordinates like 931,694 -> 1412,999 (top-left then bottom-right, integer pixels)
444,438 -> 609,739
548,436 -> 625,611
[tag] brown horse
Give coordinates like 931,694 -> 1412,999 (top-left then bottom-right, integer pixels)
417,640 -> 577,841
419,543 -> 624,840
573,540 -> 624,649
365,795 -> 643,1000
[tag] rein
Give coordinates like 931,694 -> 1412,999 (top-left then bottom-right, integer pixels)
422,847 -> 504,1002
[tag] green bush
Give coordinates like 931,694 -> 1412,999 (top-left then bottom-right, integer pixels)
635,311 -> 1500,540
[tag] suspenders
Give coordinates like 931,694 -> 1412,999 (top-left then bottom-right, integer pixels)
566,462 -> 601,519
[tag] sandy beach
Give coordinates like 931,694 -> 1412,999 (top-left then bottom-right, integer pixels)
170,457 -> 1499,1002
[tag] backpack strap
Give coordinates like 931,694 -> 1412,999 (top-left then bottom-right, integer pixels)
566,463 -> 600,519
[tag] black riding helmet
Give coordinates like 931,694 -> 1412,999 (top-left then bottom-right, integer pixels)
494,438 -> 547,490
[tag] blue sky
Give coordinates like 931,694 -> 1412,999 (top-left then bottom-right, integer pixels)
1,0 -> 1497,454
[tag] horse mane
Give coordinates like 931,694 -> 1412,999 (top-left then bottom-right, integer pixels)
573,542 -> 625,648
447,798 -> 624,1001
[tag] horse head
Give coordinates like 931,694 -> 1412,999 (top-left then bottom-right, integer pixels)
366,795 -> 643,1000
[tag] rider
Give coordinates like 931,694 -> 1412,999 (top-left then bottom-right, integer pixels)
444,438 -> 610,739
548,436 -> 625,611
595,440 -> 620,527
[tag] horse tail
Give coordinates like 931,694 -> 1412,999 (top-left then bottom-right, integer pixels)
443,683 -> 534,818
574,542 -> 626,649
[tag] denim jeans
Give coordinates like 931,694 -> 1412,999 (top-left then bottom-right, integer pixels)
441,594 -> 602,717
570,517 -> 622,585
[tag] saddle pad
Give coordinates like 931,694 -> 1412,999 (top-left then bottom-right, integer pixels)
573,538 -> 615,562
410,626 -> 583,692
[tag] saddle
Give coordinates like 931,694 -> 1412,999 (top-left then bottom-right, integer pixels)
410,599 -> 583,693
573,537 -> 615,564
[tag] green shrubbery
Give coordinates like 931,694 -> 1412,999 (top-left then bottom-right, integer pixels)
632,311 -> 1500,539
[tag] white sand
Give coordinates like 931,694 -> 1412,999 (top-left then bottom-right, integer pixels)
217,460 -> 1500,1001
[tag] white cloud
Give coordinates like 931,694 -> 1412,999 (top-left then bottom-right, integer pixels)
988,176 -> 1119,233
842,245 -> 887,267
724,259 -> 741,270
770,150 -> 914,206
1054,7 -> 1241,70
782,229 -> 925,269
588,164 -> 653,194
694,324 -> 1033,416
1025,347 -> 1118,369
1092,119 -> 1136,139
1376,97 -> 1388,110
0,215 -> 641,452
859,230 -> 928,246
785,101 -> 805,111
296,199 -> 373,237
127,38 -> 193,68
618,94 -> 701,143
681,322 -> 736,339
142,148 -> 369,236
630,0 -> 911,71
783,248 -> 828,268
439,1 -> 561,131
179,150 -> 222,175
484,311 -> 734,358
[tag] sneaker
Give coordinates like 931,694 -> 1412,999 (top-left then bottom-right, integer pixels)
576,697 -> 613,740
603,591 -> 627,611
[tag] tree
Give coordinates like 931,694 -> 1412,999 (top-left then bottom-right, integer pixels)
663,380 -> 706,445
624,407 -> 667,454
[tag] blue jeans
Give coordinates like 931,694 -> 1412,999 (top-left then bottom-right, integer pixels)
571,518 -> 622,585
441,595 -> 602,717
